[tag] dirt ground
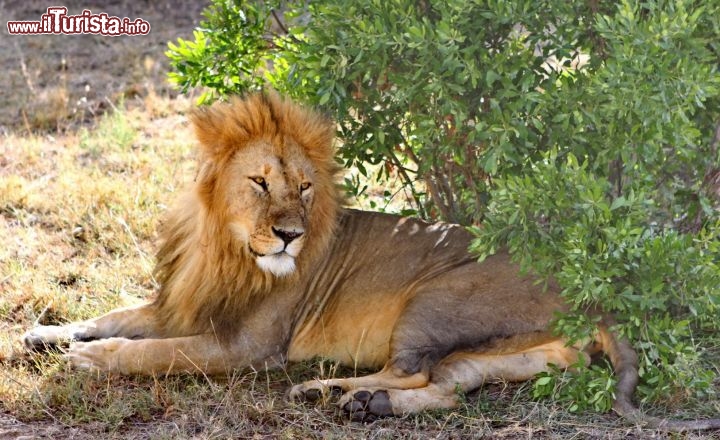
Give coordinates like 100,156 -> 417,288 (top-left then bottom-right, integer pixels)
0,0 -> 207,134
1,1 -> 206,438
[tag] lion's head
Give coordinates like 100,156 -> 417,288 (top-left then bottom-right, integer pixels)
153,93 -> 340,335
190,92 -> 340,276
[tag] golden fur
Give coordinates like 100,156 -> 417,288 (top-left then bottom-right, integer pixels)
23,93 -> 720,430
151,93 -> 340,337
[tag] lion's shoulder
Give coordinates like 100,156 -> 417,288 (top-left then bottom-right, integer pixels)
320,208 -> 475,269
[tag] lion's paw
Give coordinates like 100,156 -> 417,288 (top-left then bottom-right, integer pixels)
289,381 -> 344,403
338,388 -> 394,422
23,324 -> 93,351
64,338 -> 128,373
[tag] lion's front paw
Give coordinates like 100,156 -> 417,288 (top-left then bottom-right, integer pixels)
64,338 -> 129,373
338,388 -> 394,422
289,381 -> 343,403
23,324 -> 92,351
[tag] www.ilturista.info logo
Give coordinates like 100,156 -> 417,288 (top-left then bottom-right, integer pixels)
7,6 -> 150,36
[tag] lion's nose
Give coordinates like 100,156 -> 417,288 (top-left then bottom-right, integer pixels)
272,227 -> 304,245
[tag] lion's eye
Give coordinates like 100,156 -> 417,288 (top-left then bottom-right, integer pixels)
300,182 -> 312,192
250,176 -> 268,191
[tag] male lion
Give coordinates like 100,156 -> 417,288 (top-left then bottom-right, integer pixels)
23,93 -> 720,429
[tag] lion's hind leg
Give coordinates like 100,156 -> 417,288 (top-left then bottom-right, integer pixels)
288,364 -> 429,403
336,335 -> 585,422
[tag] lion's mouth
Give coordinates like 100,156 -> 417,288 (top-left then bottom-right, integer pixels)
249,247 -> 295,258
248,247 -> 265,257
249,241 -> 302,259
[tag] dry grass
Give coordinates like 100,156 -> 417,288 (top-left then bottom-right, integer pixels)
1,2 -> 718,439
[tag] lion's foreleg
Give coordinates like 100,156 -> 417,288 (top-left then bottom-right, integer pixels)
24,302 -> 160,349
64,332 -> 278,376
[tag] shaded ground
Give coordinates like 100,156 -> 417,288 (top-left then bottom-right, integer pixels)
0,412 -> 139,440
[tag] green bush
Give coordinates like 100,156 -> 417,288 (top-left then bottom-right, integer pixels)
167,0 -> 720,409
472,153 -> 719,407
166,1 -> 280,104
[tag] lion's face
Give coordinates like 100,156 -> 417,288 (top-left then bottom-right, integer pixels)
187,93 -> 339,284
220,140 -> 316,277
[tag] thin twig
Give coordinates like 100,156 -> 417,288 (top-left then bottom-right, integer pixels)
270,9 -> 302,44
709,119 -> 720,158
270,9 -> 290,35
33,301 -> 53,327
104,96 -> 118,112
386,150 -> 425,216
115,216 -> 152,274
14,41 -> 35,94
425,172 -> 453,220
20,109 -> 33,136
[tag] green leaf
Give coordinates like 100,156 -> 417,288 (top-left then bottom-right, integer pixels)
486,70 -> 501,86
536,376 -> 553,386
610,196 -> 628,211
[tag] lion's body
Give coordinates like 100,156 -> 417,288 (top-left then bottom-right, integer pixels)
31,93 -> 720,427
285,209 -> 567,371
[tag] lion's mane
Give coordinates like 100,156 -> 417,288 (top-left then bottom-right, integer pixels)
151,93 -> 341,337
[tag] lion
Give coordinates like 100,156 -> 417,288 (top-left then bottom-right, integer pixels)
23,93 -> 720,429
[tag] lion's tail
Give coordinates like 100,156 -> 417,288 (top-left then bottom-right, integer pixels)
599,321 -> 720,431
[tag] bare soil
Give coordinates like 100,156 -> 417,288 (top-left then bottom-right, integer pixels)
0,0 -> 207,134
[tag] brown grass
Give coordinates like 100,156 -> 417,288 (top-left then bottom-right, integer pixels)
1,2 -> 718,439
